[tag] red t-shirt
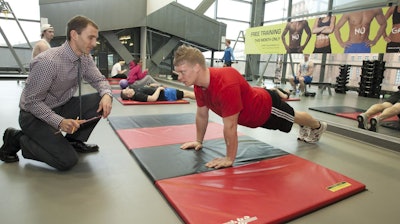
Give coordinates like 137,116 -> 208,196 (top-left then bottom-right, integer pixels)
194,67 -> 272,128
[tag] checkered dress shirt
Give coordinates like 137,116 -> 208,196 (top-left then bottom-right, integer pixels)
20,41 -> 111,129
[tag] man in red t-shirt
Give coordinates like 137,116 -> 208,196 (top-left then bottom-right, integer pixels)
173,45 -> 327,169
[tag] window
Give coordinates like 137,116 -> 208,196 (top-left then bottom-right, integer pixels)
264,0 -> 288,22
217,0 -> 251,22
0,0 -> 40,45
333,0 -> 392,10
176,0 -> 204,10
292,0 -> 329,16
396,70 -> 400,85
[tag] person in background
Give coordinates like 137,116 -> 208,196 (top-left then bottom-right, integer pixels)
110,59 -> 127,78
357,86 -> 400,132
221,39 -> 235,67
127,57 -> 157,87
32,23 -> 54,58
120,85 -> 195,102
173,45 -> 327,169
288,54 -> 314,95
0,15 -> 113,171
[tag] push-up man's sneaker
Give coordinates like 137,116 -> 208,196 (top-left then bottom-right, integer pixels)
0,128 -> 22,163
297,125 -> 311,141
369,117 -> 379,132
357,113 -> 368,129
304,121 -> 327,143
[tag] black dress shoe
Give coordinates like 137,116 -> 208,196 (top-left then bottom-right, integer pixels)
0,150 -> 19,163
0,128 -> 22,163
70,141 -> 99,153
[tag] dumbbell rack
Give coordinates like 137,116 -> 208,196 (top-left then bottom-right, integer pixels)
335,64 -> 351,94
358,60 -> 385,98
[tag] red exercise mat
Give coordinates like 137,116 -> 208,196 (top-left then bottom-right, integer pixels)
116,97 -> 189,105
116,122 -> 241,150
156,154 -> 365,224
107,77 -> 123,85
112,89 -> 122,94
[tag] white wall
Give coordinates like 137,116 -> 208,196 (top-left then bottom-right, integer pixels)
147,0 -> 174,15
0,47 -> 32,68
40,0 -> 147,34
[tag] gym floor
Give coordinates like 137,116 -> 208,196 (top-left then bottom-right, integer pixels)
0,78 -> 399,224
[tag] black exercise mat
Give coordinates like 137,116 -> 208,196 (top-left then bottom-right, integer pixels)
309,106 -> 365,115
131,135 -> 288,181
381,120 -> 400,131
108,113 -> 195,130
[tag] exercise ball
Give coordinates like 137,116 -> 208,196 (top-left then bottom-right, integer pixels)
119,79 -> 129,89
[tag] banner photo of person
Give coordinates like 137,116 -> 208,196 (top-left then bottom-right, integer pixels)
245,6 -> 399,54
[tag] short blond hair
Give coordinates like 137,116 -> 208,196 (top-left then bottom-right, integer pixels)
173,45 -> 206,69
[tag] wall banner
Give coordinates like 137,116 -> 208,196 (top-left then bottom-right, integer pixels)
245,6 -> 398,54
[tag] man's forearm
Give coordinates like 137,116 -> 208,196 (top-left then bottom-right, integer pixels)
224,130 -> 238,161
222,114 -> 239,161
196,108 -> 209,143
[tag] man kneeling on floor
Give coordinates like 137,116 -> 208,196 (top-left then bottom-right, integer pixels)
0,16 -> 113,171
120,84 -> 195,102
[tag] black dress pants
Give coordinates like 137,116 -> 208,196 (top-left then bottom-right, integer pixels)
18,93 -> 101,171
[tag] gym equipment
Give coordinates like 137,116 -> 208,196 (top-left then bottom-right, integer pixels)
108,113 -> 196,130
116,122 -> 229,151
305,82 -> 333,96
108,114 -> 366,223
117,97 -> 189,105
358,60 -> 385,98
309,106 -> 364,115
381,120 -> 400,130
133,135 -> 286,181
157,154 -> 365,224
304,91 -> 316,97
335,64 -> 350,93
119,79 -> 129,89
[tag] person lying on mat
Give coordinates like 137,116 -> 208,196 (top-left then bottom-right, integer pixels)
357,86 -> 400,132
120,85 -> 195,102
173,45 -> 327,169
